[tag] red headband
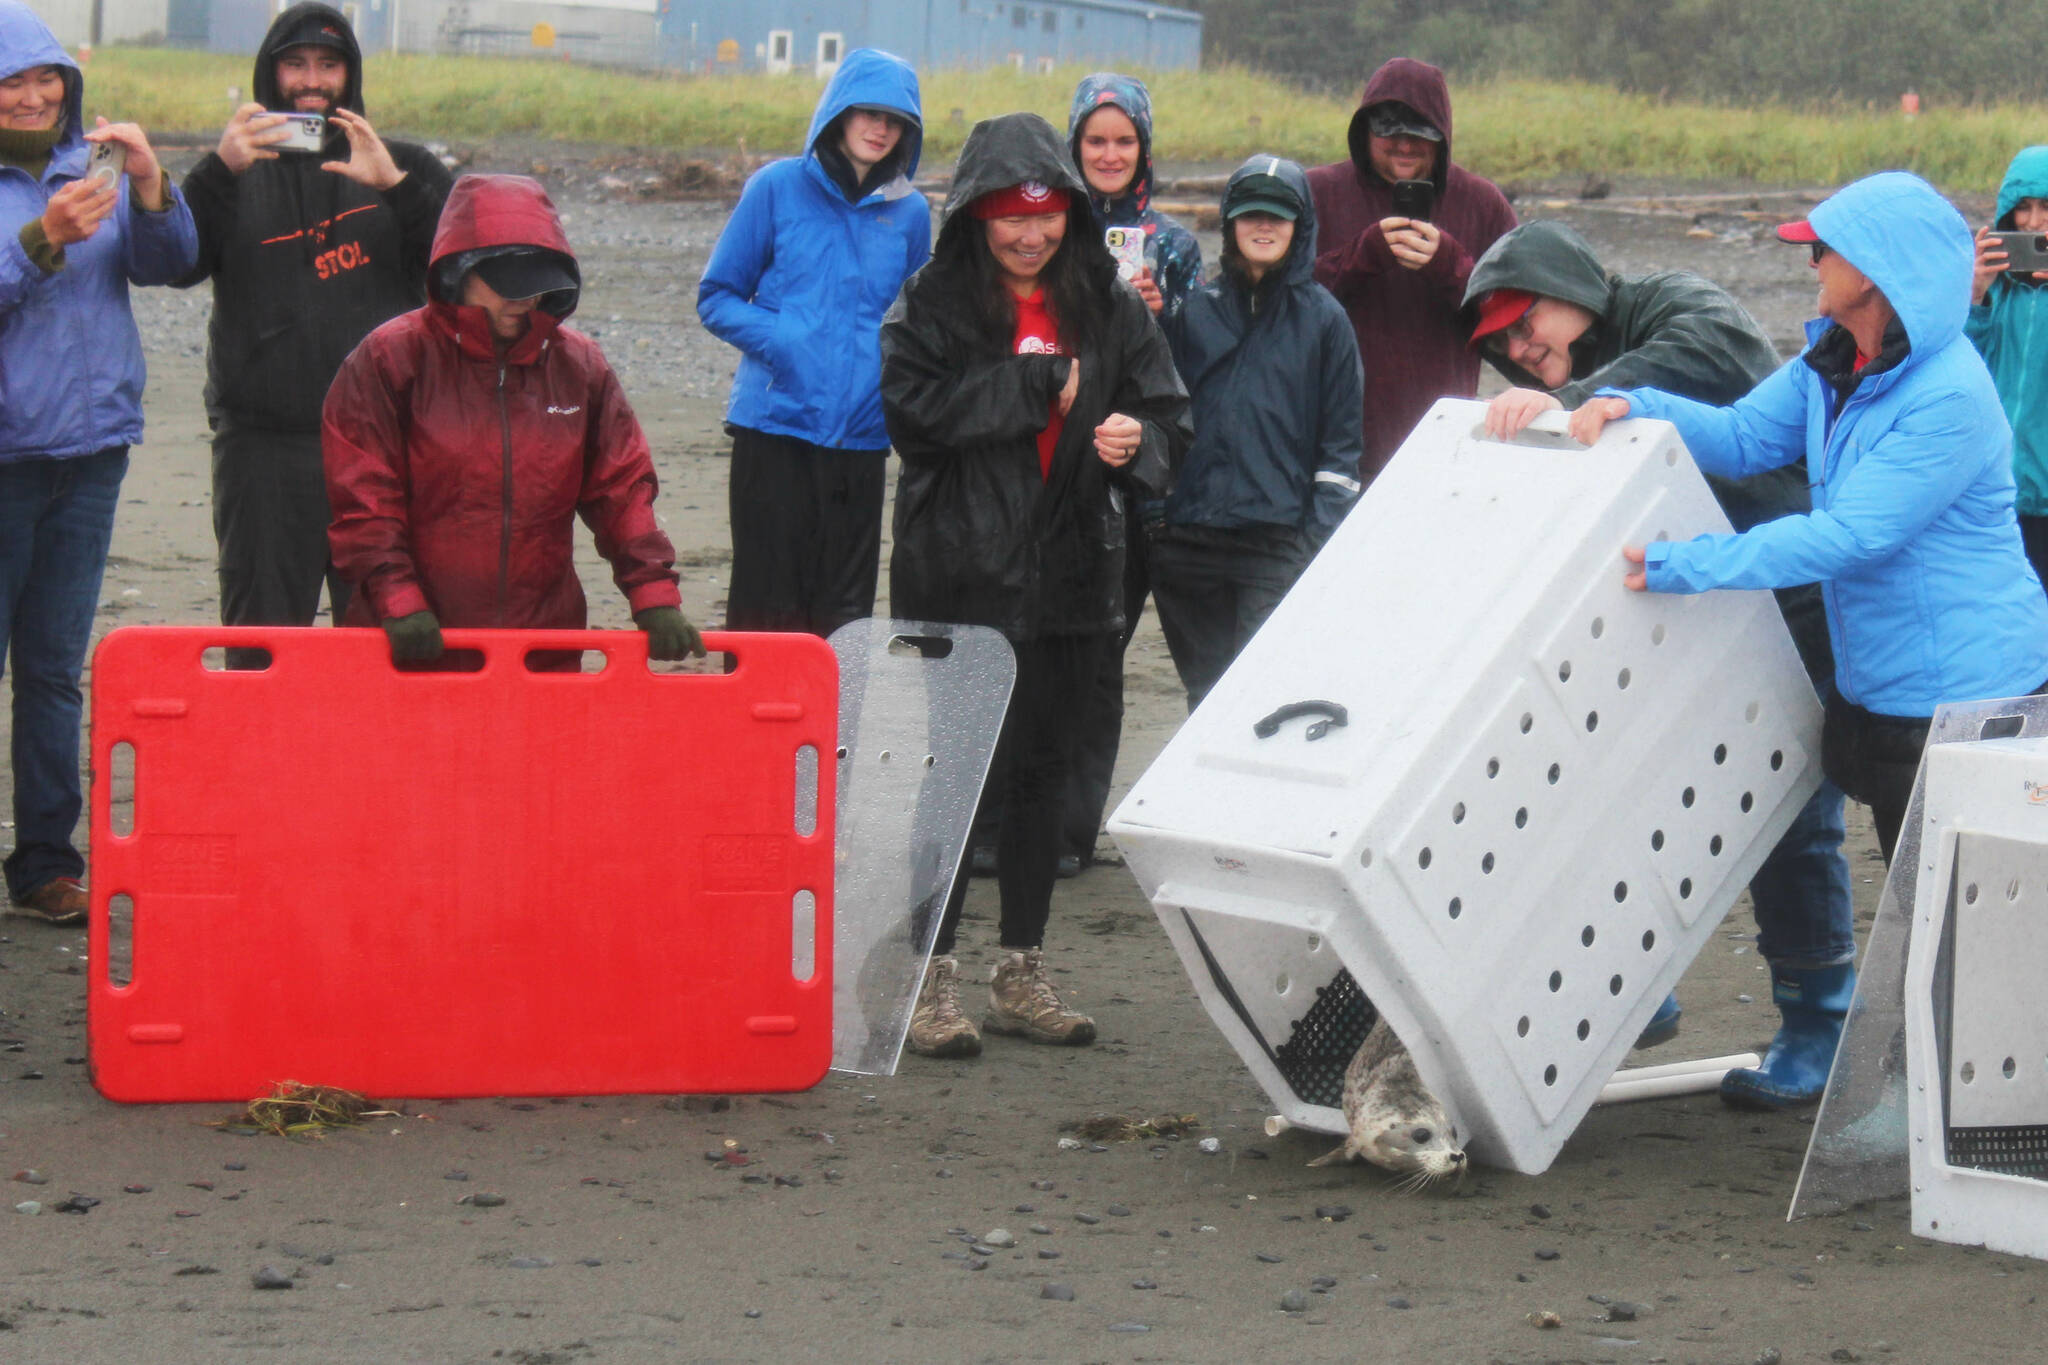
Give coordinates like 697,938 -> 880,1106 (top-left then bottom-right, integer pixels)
969,181 -> 1070,220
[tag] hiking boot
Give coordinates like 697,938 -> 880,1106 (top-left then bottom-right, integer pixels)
9,876 -> 86,926
985,948 -> 1096,1046
906,956 -> 982,1059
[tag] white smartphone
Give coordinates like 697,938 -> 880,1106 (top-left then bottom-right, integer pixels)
86,138 -> 125,191
1105,226 -> 1146,282
273,112 -> 326,153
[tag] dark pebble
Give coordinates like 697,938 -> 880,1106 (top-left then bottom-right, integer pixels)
580,1258 -> 602,1267
1244,1148 -> 1269,1160
508,1256 -> 553,1269
1311,1276 -> 1338,1290
315,1254 -> 334,1266
444,1170 -> 468,1181
20,1070 -> 44,1080
222,1162 -> 246,1172
969,1244 -> 998,1257
1030,1179 -> 1055,1191
1789,1270 -> 1815,1284
461,1192 -> 506,1208
1529,1203 -> 1552,1219
1155,1229 -> 1171,1238
1038,1249 -> 1061,1260
1041,1283 -> 1076,1301
1106,1204 -> 1131,1217
744,1308 -> 762,1319
1087,1144 -> 1108,1154
1255,1252 -> 1284,1264
1131,1279 -> 1156,1290
1030,1224 -> 1051,1235
1830,1351 -> 1861,1363
1314,1205 -> 1352,1222
1107,1322 -> 1150,1333
1850,1221 -> 1873,1232
773,1175 -> 803,1188
173,1265 -> 218,1277
946,1227 -> 969,1237
1015,1203 -> 1036,1213
52,1195 -> 98,1214
251,1266 -> 293,1290
122,1184 -> 151,1194
1607,1302 -> 1642,1323
62,1056 -> 85,1065
1515,1271 -> 1533,1283
509,1102 -> 538,1111
1755,1352 -> 1783,1365
188,1181 -> 214,1191
1386,1295 -> 1412,1309
966,1258 -> 988,1271
935,1168 -> 954,1178
1533,1248 -> 1561,1261
173,1210 -> 200,1218
1280,1289 -> 1308,1313
1075,1213 -> 1101,1225
940,1251 -> 969,1262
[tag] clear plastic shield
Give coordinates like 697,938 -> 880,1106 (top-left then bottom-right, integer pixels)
1790,695 -> 2048,1220
827,620 -> 1015,1075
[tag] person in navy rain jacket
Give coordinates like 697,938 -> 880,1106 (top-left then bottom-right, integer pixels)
697,47 -> 930,638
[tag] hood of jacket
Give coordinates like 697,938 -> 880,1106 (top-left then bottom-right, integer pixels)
1464,219 -> 1610,315
254,2 -> 366,118
0,0 -> 82,157
934,111 -> 1109,280
1221,153 -> 1318,288
1067,71 -> 1157,220
1808,170 -> 1970,363
1347,57 -> 1453,196
427,174 -> 580,337
805,47 -> 923,183
1997,146 -> 2048,228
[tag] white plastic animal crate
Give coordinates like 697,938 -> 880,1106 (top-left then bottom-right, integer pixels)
1905,736 -> 2048,1259
1110,398 -> 1824,1174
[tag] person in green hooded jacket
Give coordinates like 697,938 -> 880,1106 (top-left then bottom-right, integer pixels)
1462,218 -> 1857,1112
1968,145 -> 2048,597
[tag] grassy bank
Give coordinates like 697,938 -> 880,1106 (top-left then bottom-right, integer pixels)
75,47 -> 2044,191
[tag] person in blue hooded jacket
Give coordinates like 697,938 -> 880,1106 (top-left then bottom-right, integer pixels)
0,0 -> 197,924
1967,145 -> 2048,595
1152,155 -> 1363,708
697,49 -> 929,638
1571,171 -> 2048,1108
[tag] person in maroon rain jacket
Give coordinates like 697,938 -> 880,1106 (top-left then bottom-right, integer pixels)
322,173 -> 700,663
1307,57 -> 1516,481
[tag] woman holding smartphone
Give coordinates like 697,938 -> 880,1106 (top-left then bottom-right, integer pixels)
880,112 -> 1190,1060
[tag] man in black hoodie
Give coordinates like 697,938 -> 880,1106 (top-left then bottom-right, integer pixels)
177,3 -> 452,637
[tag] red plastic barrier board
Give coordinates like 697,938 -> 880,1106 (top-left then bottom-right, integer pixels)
87,627 -> 836,1102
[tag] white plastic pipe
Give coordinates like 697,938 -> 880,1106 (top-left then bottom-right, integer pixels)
1262,1051 -> 1764,1136
1597,1051 -> 1762,1105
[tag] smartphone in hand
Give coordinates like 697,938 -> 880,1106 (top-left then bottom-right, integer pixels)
1989,231 -> 2048,274
1105,226 -> 1146,282
1390,178 -> 1435,222
86,138 -> 125,191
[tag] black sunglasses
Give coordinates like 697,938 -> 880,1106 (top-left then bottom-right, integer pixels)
1808,241 -> 1829,264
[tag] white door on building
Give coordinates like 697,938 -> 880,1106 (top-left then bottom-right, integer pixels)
815,31 -> 843,80
766,28 -> 792,75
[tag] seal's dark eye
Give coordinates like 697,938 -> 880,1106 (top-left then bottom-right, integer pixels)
1411,1127 -> 1433,1145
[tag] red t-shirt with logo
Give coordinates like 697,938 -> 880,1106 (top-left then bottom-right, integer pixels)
1012,289 -> 1064,480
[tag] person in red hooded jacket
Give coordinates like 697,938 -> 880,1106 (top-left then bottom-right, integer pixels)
322,173 -> 700,663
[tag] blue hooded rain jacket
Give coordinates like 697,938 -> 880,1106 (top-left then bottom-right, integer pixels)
696,48 -> 929,452
1066,72 -> 1201,318
0,0 -> 197,462
1616,171 -> 2048,718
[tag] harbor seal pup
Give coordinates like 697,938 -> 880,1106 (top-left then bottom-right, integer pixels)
1306,1014 -> 1467,1189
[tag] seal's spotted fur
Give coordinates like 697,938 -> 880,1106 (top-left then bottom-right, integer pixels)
1307,1015 -> 1467,1189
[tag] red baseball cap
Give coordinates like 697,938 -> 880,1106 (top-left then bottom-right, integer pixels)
1776,219 -> 1821,243
1469,288 -> 1536,347
969,181 -> 1070,220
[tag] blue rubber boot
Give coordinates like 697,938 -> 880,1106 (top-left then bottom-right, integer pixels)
1634,992 -> 1681,1049
1720,963 -> 1856,1110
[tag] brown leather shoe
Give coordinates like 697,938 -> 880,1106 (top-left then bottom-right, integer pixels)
10,876 -> 87,926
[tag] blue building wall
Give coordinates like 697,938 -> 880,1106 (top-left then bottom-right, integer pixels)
660,0 -> 1201,75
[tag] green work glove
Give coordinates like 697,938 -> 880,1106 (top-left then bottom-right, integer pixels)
635,605 -> 704,661
382,609 -> 444,663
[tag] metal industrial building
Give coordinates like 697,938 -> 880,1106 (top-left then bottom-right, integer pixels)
24,0 -> 1202,72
